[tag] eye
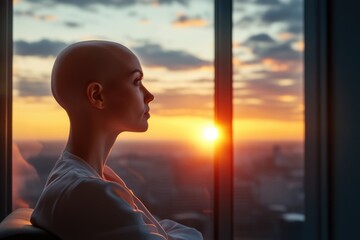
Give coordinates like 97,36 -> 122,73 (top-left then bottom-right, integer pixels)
134,78 -> 142,86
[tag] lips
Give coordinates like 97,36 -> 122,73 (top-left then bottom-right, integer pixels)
144,107 -> 150,118
144,106 -> 150,114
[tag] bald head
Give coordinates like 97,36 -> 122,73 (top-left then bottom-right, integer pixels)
51,40 -> 139,113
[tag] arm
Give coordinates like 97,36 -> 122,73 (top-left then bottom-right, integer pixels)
159,219 -> 203,240
104,165 -> 203,240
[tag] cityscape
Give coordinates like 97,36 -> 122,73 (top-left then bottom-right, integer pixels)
13,140 -> 304,240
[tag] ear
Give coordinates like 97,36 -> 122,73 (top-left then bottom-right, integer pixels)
86,82 -> 105,109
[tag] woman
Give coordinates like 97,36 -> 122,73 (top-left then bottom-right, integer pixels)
31,40 -> 203,240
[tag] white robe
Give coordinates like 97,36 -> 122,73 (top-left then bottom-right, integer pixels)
31,150 -> 203,240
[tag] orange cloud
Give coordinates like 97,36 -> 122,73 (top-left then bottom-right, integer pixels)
279,95 -> 297,103
35,15 -> 58,22
292,41 -> 304,52
151,0 -> 160,7
139,18 -> 150,25
173,14 -> 208,28
278,32 -> 295,41
276,79 -> 295,86
262,58 -> 291,72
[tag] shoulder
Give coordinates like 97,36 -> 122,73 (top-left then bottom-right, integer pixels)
33,178 -> 150,238
32,177 -> 168,240
32,177 -> 135,225
64,178 -> 135,209
46,154 -> 99,184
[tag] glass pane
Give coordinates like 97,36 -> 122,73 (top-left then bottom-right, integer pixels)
13,1 -> 214,239
233,0 -> 304,239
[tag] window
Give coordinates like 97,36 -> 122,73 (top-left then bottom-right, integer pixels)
11,0 -> 214,239
233,0 -> 304,239
1,0 -> 310,239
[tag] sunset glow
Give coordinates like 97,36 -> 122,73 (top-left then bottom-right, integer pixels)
12,0 -> 304,143
202,126 -> 219,142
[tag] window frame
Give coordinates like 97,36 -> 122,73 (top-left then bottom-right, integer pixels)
0,0 -> 13,221
304,0 -> 331,239
1,0 -> 319,240
214,0 -> 233,240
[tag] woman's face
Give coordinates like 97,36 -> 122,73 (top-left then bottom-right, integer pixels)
102,53 -> 154,133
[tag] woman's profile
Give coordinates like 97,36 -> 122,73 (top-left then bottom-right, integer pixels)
30,40 -> 203,240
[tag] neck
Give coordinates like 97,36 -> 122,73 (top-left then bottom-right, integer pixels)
65,122 -> 118,178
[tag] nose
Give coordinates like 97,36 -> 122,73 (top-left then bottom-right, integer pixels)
143,86 -> 154,103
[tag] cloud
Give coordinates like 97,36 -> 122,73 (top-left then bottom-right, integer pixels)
234,0 -> 281,5
257,42 -> 301,62
261,0 -> 302,24
14,39 -> 68,57
234,38 -> 303,121
24,0 -> 189,9
191,78 -> 213,84
233,98 -> 302,121
242,33 -> 276,54
14,9 -> 34,16
64,21 -> 82,28
241,34 -> 302,65
234,0 -> 303,37
147,75 -> 303,120
233,30 -> 303,121
134,43 -> 211,70
286,22 -> 303,35
16,78 -> 51,97
238,77 -> 301,97
252,70 -> 302,81
233,67 -> 303,120
233,102 -> 302,121
14,9 -> 57,22
241,33 -> 301,70
139,18 -> 151,25
234,0 -> 302,25
235,16 -> 256,28
245,33 -> 275,43
172,14 -> 208,28
152,89 -> 212,117
253,0 -> 281,5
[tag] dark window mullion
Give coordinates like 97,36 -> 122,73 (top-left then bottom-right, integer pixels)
305,0 -> 331,238
214,0 -> 233,239
0,0 -> 13,220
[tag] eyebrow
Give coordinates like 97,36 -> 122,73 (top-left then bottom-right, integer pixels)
130,69 -> 143,79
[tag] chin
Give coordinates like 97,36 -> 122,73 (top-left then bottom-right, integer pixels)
140,125 -> 149,132
126,124 -> 149,133
135,127 -> 148,132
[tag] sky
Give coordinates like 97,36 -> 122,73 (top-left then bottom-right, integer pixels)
12,0 -> 303,144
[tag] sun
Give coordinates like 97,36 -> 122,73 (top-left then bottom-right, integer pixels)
202,126 -> 219,142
